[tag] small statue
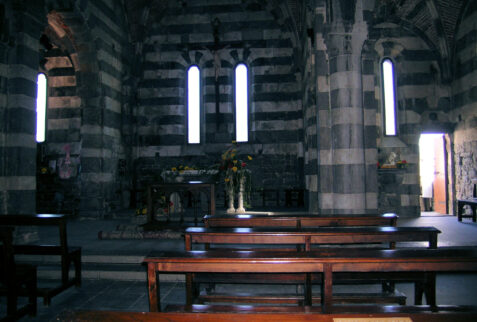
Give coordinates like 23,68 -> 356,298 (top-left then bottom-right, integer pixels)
385,152 -> 399,165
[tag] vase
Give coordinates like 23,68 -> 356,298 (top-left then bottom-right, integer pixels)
226,187 -> 235,214
236,176 -> 246,213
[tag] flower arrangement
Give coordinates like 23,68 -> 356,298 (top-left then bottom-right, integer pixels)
396,160 -> 408,169
218,141 -> 253,211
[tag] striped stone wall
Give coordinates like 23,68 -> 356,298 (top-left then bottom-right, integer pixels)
0,0 -> 131,217
453,1 -> 477,201
136,0 -> 303,202
305,1 -> 326,213
73,0 -> 130,216
0,4 -> 45,214
368,22 -> 452,216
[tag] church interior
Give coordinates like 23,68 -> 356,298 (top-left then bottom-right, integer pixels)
1,0 -> 477,320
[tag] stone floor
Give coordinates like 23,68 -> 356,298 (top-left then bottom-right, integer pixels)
3,212 -> 477,321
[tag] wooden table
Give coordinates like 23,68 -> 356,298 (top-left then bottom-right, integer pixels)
147,182 -> 215,226
144,247 -> 477,313
457,198 -> 477,222
184,226 -> 440,251
203,213 -> 398,228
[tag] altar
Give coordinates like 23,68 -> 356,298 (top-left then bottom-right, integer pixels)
146,181 -> 215,227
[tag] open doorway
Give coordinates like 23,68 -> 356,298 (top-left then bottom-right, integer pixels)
419,133 -> 448,215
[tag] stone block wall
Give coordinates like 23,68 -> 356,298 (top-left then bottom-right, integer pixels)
134,0 -> 304,202
368,21 -> 452,217
1,0 -> 133,217
0,2 -> 45,214
453,1 -> 477,202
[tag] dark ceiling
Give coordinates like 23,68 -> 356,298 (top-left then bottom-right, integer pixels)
123,0 -> 469,62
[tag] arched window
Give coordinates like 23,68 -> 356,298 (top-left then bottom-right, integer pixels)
187,65 -> 200,144
381,58 -> 397,136
235,63 -> 248,142
36,73 -> 47,142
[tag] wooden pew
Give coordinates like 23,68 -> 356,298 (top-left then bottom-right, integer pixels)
57,308 -> 477,322
185,226 -> 440,251
203,213 -> 398,228
144,247 -> 477,313
184,226 -> 440,305
0,227 -> 37,320
0,214 -> 81,305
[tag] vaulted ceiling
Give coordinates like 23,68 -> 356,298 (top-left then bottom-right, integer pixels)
124,0 -> 468,55
377,0 -> 468,60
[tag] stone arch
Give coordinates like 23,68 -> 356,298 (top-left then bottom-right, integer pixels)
36,4 -> 101,215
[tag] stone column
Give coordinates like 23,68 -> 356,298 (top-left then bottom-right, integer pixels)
0,5 -> 45,214
318,0 -> 373,214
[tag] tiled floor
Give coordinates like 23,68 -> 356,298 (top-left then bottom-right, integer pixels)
4,213 -> 477,321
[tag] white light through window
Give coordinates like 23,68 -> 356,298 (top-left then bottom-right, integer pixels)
36,73 -> 47,142
382,59 -> 397,136
188,66 -> 200,144
235,63 -> 248,142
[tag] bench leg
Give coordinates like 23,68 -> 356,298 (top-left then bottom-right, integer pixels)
147,263 -> 160,312
75,256 -> 82,287
27,270 -> 37,316
304,273 -> 312,306
414,281 -> 424,305
424,272 -> 436,307
186,273 -> 193,305
322,264 -> 333,313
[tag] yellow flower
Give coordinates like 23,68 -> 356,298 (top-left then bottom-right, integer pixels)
224,178 -> 230,182
233,160 -> 237,164
231,153 -> 236,158
232,140 -> 236,144
184,166 -> 190,170
142,208 -> 147,215
248,155 -> 252,160
40,167 -> 47,174
232,166 -> 238,172
171,167 -> 177,171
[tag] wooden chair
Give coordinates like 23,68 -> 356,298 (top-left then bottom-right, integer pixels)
0,227 -> 37,321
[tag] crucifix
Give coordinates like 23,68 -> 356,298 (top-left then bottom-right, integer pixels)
210,17 -> 230,132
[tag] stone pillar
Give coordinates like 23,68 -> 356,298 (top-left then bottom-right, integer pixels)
318,0 -> 373,214
0,4 -> 45,214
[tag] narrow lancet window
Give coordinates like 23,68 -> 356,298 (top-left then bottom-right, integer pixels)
235,63 -> 248,142
188,65 -> 200,144
382,58 -> 397,136
36,73 -> 47,143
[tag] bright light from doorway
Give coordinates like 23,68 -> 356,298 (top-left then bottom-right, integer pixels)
419,133 -> 444,199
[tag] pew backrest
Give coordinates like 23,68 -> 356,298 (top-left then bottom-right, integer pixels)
203,213 -> 398,228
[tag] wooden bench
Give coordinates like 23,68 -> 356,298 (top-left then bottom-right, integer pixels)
203,213 -> 398,228
457,198 -> 477,222
144,247 -> 477,313
0,214 -> 81,305
0,227 -> 37,320
57,307 -> 477,322
184,226 -> 440,305
185,226 -> 440,251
